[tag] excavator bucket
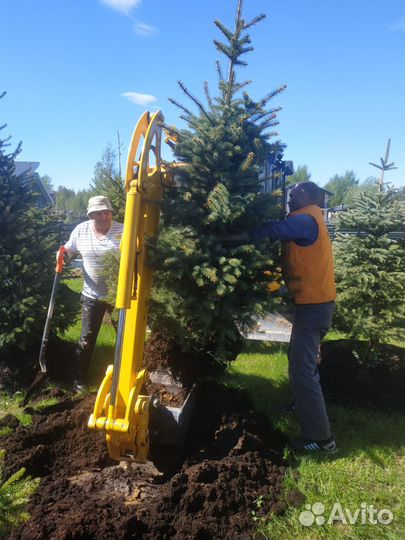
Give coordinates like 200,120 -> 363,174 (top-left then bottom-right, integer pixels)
88,362 -> 197,461
149,383 -> 198,447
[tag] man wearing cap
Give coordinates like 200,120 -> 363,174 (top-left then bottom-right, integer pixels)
64,195 -> 124,392
222,181 -> 337,454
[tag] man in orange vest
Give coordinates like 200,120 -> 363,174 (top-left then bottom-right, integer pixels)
225,181 -> 337,453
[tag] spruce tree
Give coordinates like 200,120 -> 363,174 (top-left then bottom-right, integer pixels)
0,92 -> 77,356
148,2 -> 286,362
333,172 -> 405,357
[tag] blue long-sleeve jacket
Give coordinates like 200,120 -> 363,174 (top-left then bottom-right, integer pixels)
249,214 -> 319,247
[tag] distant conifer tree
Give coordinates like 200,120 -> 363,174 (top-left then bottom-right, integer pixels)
90,145 -> 126,222
333,147 -> 405,358
0,92 -> 77,355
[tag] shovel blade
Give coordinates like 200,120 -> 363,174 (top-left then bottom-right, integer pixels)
21,371 -> 48,407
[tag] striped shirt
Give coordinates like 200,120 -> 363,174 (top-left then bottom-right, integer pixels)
65,220 -> 123,300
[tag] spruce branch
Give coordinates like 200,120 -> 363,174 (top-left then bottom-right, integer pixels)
233,80 -> 252,93
168,97 -> 193,117
216,60 -> 224,81
244,13 -> 266,30
258,118 -> 279,131
2,134 -> 12,146
236,0 -> 244,27
178,80 -> 214,124
179,114 -> 201,131
252,107 -> 283,122
204,81 -> 213,108
258,112 -> 277,125
240,152 -> 255,171
369,138 -> 398,189
239,46 -> 254,56
239,34 -> 252,46
226,68 -> 235,104
264,131 -> 279,138
214,19 -> 234,41
234,59 -> 248,67
214,40 -> 233,60
259,84 -> 288,107
226,1 -> 243,104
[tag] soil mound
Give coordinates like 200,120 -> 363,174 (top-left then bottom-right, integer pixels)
144,333 -> 226,389
3,380 -> 299,540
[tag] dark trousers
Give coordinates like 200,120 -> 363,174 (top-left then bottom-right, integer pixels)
75,294 -> 110,383
288,301 -> 335,441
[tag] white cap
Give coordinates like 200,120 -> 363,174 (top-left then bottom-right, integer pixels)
87,195 -> 113,216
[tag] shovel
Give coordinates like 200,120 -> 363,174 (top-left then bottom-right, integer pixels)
21,246 -> 67,406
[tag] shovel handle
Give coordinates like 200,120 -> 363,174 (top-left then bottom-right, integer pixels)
55,246 -> 67,273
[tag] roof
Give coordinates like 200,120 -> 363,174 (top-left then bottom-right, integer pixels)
14,161 -> 54,206
14,161 -> 40,176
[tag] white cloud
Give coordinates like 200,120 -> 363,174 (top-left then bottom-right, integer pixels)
389,15 -> 405,32
99,0 -> 141,15
121,92 -> 158,105
133,21 -> 158,37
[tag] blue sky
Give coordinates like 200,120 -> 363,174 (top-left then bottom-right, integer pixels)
1,0 -> 404,191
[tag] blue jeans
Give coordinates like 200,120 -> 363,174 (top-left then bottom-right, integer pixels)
288,301 -> 335,441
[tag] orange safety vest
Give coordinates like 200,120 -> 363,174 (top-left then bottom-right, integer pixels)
282,205 -> 336,304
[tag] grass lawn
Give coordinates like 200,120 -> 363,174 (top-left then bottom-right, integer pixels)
227,341 -> 405,540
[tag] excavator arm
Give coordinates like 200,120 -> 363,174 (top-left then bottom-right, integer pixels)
88,110 -> 178,462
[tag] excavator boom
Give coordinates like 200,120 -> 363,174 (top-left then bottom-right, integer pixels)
88,111 -> 181,462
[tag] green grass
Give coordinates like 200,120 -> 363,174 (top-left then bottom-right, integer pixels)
0,394 -> 32,427
64,276 -> 83,294
60,277 -> 116,388
0,394 -> 61,432
227,341 -> 405,540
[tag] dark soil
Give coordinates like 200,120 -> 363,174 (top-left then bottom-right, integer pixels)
0,336 -> 77,394
319,340 -> 405,412
0,413 -> 21,430
143,333 -> 227,390
1,333 -> 302,540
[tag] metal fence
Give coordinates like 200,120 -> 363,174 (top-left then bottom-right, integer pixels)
327,224 -> 404,242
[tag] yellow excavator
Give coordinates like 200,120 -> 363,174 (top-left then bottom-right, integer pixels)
88,109 -> 282,464
88,110 -> 192,463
